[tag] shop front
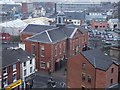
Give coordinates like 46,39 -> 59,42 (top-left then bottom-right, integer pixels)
5,79 -> 22,90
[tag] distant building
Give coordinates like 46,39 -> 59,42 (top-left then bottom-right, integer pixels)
67,49 -> 119,88
21,3 -> 34,19
108,19 -> 119,30
91,18 -> 108,30
0,33 -> 11,42
109,46 -> 120,61
64,11 -> 85,26
56,2 -> 102,12
21,12 -> 88,72
86,12 -> 107,21
0,19 -> 27,36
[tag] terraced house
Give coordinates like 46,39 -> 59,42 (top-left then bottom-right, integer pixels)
21,12 -> 88,72
0,48 -> 35,90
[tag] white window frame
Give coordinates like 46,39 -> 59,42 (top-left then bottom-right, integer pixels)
13,74 -> 17,82
30,67 -> 32,73
40,61 -> 46,69
24,69 -> 27,76
13,64 -> 16,71
41,45 -> 45,57
3,77 -> 8,87
23,62 -> 26,67
3,68 -> 7,76
30,59 -> 32,64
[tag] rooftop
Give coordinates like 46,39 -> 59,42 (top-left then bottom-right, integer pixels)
81,48 -> 115,71
2,48 -> 34,68
26,25 -> 88,44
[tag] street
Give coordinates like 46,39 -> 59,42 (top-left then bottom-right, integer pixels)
27,68 -> 66,89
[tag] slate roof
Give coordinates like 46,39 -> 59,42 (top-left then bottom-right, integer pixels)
64,11 -> 85,20
22,24 -> 56,34
81,48 -> 113,71
2,4 -> 21,12
2,48 -> 34,68
26,25 -> 88,44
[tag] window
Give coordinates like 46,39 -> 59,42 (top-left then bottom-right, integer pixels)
63,42 -> 65,53
55,46 -> 57,56
82,63 -> 86,70
3,68 -> 7,74
58,17 -> 61,23
40,61 -> 46,69
82,73 -> 85,81
24,69 -> 26,76
110,79 -> 113,85
41,46 -> 45,57
88,75 -> 92,83
72,41 -> 75,50
75,45 -> 79,54
59,43 -> 62,55
30,67 -> 32,73
13,64 -> 16,71
31,44 -> 35,55
30,60 -> 32,64
24,62 -> 26,67
13,74 -> 16,82
4,78 -> 7,87
95,26 -> 98,29
111,68 -> 114,73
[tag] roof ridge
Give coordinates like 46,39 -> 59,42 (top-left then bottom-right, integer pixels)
45,30 -> 52,42
26,30 -> 45,40
46,27 -> 59,32
70,28 -> 78,38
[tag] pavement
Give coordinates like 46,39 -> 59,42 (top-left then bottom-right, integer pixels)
27,67 -> 66,88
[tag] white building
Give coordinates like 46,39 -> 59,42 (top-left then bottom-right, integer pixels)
0,19 -> 27,36
18,48 -> 35,88
108,19 -> 119,30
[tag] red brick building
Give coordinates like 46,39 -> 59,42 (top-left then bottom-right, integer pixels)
0,33 -> 11,42
21,12 -> 88,72
0,49 -> 21,90
91,18 -> 108,30
67,49 -> 119,89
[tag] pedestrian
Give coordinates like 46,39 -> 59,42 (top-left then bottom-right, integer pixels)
64,68 -> 67,75
48,69 -> 51,76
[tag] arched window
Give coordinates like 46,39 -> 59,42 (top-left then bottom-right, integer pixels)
58,17 -> 61,23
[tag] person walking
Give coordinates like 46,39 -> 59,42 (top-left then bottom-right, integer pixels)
48,69 -> 51,76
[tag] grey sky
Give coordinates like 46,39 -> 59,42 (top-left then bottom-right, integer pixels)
32,0 -> 119,3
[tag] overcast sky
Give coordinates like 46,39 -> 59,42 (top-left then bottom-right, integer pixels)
32,0 -> 120,3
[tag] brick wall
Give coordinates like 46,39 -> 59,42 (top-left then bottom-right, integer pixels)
67,54 -> 95,88
2,61 -> 20,88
